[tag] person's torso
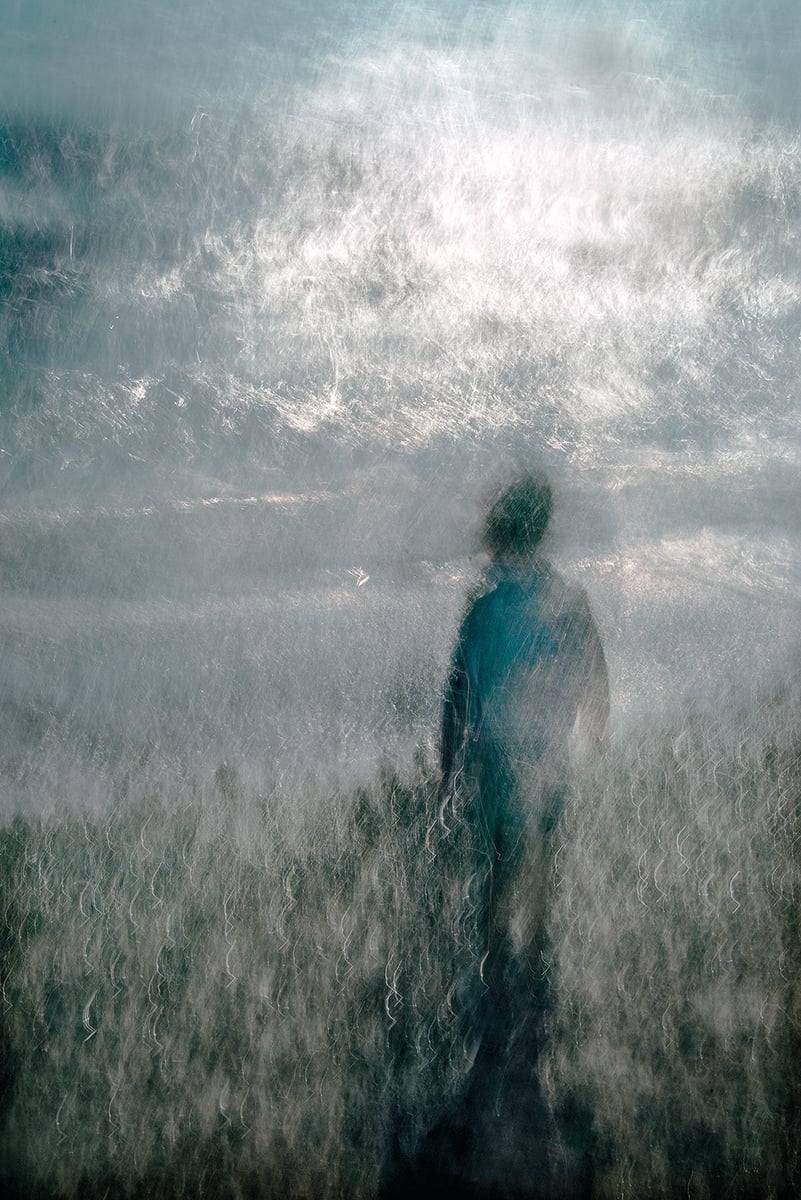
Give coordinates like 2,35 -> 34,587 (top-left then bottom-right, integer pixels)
461,561 -> 592,757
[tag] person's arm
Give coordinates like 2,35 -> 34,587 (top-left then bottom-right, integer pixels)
440,636 -> 470,791
441,588 -> 489,790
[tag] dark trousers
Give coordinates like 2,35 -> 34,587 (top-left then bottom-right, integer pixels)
381,744 -> 568,1198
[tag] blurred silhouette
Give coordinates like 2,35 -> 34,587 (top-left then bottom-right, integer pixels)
382,472 -> 609,1199
441,471 -> 609,934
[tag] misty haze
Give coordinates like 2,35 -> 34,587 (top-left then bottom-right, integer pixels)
1,2 -> 800,1197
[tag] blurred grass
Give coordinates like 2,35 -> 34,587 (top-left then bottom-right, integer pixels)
0,761 -> 482,1200
1,695 -> 800,1198
545,697 -> 801,1200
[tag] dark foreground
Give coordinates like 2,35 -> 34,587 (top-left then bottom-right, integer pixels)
1,701 -> 800,1199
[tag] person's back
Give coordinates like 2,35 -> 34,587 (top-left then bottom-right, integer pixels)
449,557 -> 605,762
441,475 -> 609,871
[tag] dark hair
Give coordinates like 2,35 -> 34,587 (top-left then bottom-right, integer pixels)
482,472 -> 553,559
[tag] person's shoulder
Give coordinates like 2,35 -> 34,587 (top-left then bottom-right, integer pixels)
461,580 -> 497,624
456,567 -> 508,634
539,561 -> 594,618
534,556 -> 571,587
464,562 -> 503,604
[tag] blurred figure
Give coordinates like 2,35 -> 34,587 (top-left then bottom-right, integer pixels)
426,472 -> 609,1197
382,473 -> 609,1200
441,471 -> 609,925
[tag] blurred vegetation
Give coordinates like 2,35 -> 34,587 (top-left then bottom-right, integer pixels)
0,698 -> 799,1198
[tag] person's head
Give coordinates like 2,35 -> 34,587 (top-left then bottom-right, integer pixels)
482,471 -> 553,561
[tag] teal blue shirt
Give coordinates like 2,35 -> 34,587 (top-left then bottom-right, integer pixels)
441,558 -> 608,786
